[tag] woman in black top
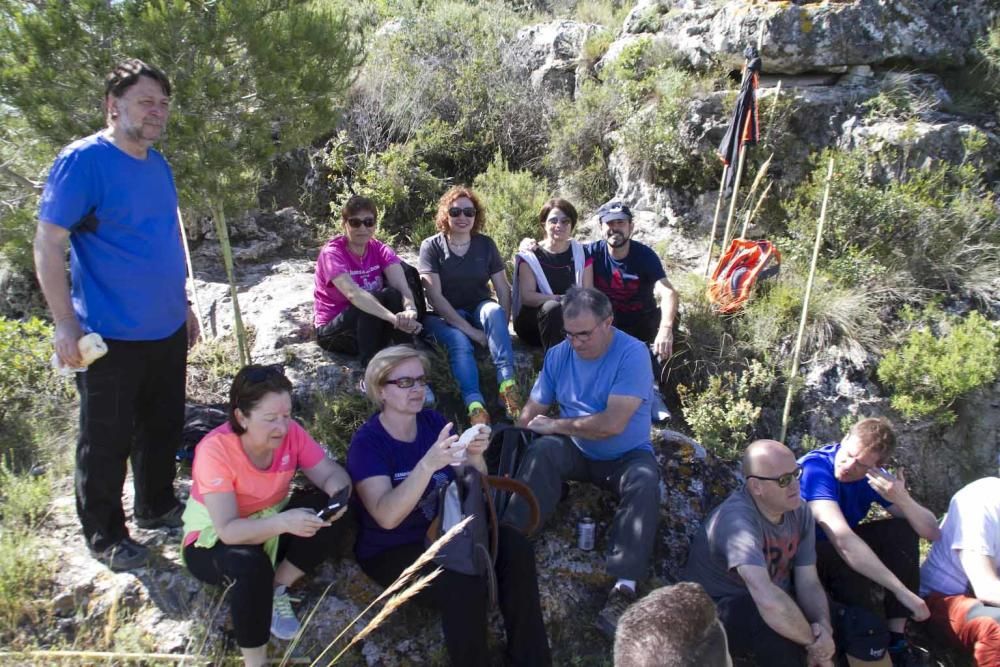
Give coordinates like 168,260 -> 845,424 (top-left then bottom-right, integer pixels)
513,198 -> 592,350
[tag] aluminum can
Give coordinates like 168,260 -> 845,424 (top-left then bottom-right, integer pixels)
578,517 -> 595,551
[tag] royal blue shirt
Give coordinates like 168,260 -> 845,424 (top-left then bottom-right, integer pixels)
38,133 -> 186,340
798,443 -> 891,542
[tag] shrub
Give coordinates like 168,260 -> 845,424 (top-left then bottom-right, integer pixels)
736,267 -> 883,366
785,145 -> 1000,299
878,309 -> 1000,424
0,318 -> 73,469
304,390 -> 373,462
545,79 -> 619,207
185,328 -> 257,405
668,273 -> 740,390
678,360 -> 777,460
474,152 -> 551,269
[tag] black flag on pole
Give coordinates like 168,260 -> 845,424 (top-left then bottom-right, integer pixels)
718,46 -> 762,191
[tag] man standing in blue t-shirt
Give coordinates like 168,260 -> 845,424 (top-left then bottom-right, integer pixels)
589,199 -> 677,422
34,59 -> 197,571
799,417 -> 941,664
504,287 -> 660,640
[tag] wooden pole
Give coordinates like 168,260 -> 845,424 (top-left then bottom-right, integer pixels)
779,158 -> 835,443
213,205 -> 251,366
704,163 -> 729,278
177,207 -> 207,338
721,140 -> 749,249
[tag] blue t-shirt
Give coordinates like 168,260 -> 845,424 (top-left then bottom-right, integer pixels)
798,442 -> 891,542
38,132 -> 186,340
346,409 -> 456,560
531,329 -> 653,460
589,239 -> 666,318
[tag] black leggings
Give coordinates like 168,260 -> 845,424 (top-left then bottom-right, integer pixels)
358,525 -> 552,666
315,286 -> 411,365
184,491 -> 343,648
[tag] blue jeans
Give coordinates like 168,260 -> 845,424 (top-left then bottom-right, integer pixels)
423,300 -> 515,408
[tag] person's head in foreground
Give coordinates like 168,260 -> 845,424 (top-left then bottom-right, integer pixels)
614,581 -> 732,667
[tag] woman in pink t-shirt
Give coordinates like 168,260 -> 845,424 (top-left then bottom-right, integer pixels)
314,194 -> 423,364
182,365 -> 352,667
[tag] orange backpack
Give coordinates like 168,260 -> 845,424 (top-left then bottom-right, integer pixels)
708,239 -> 781,313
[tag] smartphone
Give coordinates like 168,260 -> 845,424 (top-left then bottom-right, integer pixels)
316,486 -> 351,521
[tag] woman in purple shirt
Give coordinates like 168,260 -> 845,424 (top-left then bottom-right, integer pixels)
347,345 -> 551,665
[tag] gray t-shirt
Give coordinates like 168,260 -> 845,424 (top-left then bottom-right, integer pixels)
681,487 -> 816,600
418,233 -> 504,312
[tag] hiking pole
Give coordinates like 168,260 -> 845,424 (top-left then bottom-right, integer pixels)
177,207 -> 207,339
704,164 -> 729,278
779,157 -> 835,443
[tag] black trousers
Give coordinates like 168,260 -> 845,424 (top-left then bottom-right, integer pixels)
76,324 -> 187,552
719,593 -> 888,665
816,517 -> 920,622
614,308 -> 665,385
514,299 -> 565,351
358,525 -> 552,666
316,286 -> 412,365
184,491 -> 343,648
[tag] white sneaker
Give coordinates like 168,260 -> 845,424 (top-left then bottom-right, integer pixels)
270,585 -> 300,640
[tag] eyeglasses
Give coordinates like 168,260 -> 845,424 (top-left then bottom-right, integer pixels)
243,364 -> 285,384
546,216 -> 573,226
562,324 -> 601,343
448,207 -> 477,219
746,465 -> 803,488
346,217 -> 376,228
383,375 -> 428,389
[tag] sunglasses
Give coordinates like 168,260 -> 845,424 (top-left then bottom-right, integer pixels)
243,364 -> 285,384
448,207 -> 476,219
383,375 -> 428,389
546,216 -> 573,226
746,465 -> 803,488
346,217 -> 376,228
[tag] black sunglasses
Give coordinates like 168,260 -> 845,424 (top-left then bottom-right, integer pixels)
346,216 -> 376,228
383,375 -> 428,389
746,465 -> 803,488
448,206 -> 476,218
243,364 -> 285,383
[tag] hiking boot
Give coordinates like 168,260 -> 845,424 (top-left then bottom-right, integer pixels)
650,388 -> 671,425
468,406 -> 491,427
270,585 -> 300,640
499,383 -> 523,420
595,585 -> 637,640
90,536 -> 149,572
135,503 -> 184,530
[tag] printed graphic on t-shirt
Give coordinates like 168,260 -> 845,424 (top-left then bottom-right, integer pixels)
764,531 -> 801,588
595,268 -> 643,313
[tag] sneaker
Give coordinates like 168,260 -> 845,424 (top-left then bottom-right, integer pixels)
499,383 -> 523,420
135,503 -> 184,530
595,585 -> 637,640
650,388 -> 671,425
270,585 -> 301,640
468,406 -> 491,427
90,536 -> 149,572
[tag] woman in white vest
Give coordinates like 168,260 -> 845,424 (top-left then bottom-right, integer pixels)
513,198 -> 592,350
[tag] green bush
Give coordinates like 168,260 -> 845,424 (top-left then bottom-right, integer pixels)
678,360 -> 777,460
878,309 -> 1000,424
474,152 -> 551,269
0,318 -> 72,469
304,391 -> 374,462
545,79 -> 618,207
785,145 -> 1000,299
736,267 -> 882,365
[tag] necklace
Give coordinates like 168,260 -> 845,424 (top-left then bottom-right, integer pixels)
448,238 -> 471,248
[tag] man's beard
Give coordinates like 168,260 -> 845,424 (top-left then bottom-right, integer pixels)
606,231 -> 628,248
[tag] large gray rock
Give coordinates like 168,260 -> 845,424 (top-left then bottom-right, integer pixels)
620,0 -> 997,75
509,20 -> 599,96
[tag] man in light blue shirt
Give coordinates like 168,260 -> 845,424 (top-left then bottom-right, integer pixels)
505,286 -> 659,640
